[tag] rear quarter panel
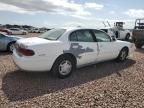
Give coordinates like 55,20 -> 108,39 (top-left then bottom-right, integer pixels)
27,41 -> 66,70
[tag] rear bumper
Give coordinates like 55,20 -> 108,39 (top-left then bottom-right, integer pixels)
12,49 -> 53,72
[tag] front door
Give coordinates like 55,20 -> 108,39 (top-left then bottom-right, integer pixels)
92,30 -> 119,61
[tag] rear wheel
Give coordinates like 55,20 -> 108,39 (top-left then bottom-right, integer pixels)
7,42 -> 15,52
117,48 -> 128,62
51,55 -> 75,79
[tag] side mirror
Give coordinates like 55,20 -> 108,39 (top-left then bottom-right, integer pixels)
111,36 -> 116,41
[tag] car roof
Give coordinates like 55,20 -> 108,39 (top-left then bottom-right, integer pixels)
57,27 -> 101,32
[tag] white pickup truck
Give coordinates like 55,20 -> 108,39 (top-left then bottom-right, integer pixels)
101,22 -> 132,41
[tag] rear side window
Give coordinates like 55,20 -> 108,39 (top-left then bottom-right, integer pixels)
69,30 -> 94,42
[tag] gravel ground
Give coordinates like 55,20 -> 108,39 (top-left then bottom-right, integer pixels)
0,34 -> 144,108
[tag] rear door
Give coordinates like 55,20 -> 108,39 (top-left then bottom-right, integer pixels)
92,30 -> 119,61
68,29 -> 98,66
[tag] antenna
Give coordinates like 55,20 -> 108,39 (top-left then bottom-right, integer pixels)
107,21 -> 111,27
103,21 -> 106,27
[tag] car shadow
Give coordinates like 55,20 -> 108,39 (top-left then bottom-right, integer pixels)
0,51 -> 10,56
2,59 -> 136,102
135,48 -> 144,53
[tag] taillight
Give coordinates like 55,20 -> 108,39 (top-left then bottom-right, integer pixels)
18,48 -> 35,56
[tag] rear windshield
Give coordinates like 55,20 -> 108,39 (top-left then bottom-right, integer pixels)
39,29 -> 66,40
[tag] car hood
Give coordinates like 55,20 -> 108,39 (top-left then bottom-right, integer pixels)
17,37 -> 60,46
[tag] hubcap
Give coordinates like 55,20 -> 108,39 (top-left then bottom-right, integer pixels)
59,60 -> 72,75
120,50 -> 127,60
10,44 -> 14,52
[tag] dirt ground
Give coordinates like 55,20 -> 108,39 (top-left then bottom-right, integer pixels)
0,33 -> 144,108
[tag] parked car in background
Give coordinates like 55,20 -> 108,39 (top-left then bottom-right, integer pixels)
31,28 -> 40,33
39,28 -> 49,33
0,29 -> 12,35
113,22 -> 132,41
0,33 -> 22,52
13,28 -> 134,78
100,27 -> 115,37
133,18 -> 144,48
9,28 -> 28,35
39,28 -> 51,33
102,22 -> 132,41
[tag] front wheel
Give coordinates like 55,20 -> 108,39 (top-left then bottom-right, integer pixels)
51,55 -> 75,79
125,34 -> 130,41
117,48 -> 128,62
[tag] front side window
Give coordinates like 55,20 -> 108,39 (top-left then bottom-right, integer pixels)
39,29 -> 66,40
93,30 -> 111,42
70,30 -> 94,42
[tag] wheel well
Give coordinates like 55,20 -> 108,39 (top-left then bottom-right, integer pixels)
58,53 -> 76,64
122,46 -> 129,54
126,33 -> 130,36
52,53 -> 77,69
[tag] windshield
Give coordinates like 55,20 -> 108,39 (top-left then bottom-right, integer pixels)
39,29 -> 66,40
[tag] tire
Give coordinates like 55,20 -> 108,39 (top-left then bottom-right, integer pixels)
125,34 -> 130,41
117,48 -> 128,62
51,55 -> 75,79
7,42 -> 15,52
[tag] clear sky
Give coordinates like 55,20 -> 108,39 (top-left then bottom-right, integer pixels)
0,0 -> 144,28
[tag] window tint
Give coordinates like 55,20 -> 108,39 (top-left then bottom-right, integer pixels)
69,32 -> 78,41
93,30 -> 111,42
75,30 -> 94,42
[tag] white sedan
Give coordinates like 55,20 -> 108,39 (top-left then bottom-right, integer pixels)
13,28 -> 134,78
9,28 -> 28,35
